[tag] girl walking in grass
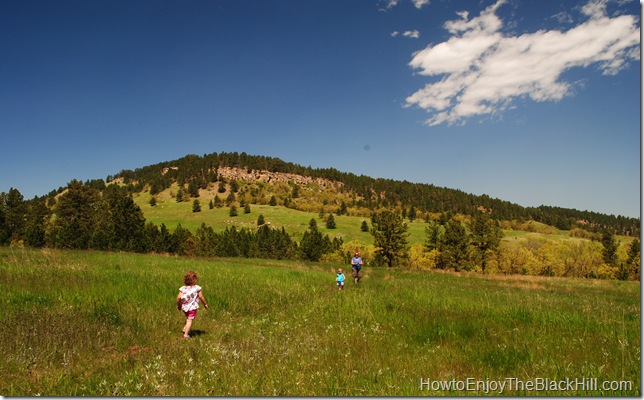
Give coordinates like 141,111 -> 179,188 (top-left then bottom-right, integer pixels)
336,268 -> 345,290
177,271 -> 208,339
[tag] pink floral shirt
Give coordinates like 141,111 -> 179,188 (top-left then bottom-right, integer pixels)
178,285 -> 202,312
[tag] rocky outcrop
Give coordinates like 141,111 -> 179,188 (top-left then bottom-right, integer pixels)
215,166 -> 342,189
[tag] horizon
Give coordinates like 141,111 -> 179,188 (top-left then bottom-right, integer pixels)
1,0 -> 640,218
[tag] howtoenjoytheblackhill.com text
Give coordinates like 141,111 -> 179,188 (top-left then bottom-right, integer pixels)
419,377 -> 633,394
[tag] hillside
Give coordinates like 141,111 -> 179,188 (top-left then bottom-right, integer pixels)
112,151 -> 639,237
1,150 -> 639,280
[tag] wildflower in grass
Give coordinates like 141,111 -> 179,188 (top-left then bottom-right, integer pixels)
177,271 -> 209,339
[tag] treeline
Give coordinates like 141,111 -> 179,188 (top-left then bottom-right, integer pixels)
0,182 -> 342,262
111,151 -> 639,237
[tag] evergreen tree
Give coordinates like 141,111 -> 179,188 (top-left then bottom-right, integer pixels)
470,212 -> 503,272
299,218 -> 329,262
230,180 -> 239,193
601,231 -> 618,266
360,220 -> 369,232
257,214 -> 265,226
149,180 -> 163,196
370,210 -> 409,268
23,199 -> 49,247
226,192 -> 236,206
214,195 -> 223,208
337,201 -> 347,216
424,221 -> 443,251
150,197 -> 157,207
172,224 -> 193,255
269,195 -> 277,206
98,185 -> 146,252
218,181 -> 226,193
438,219 -> 470,271
193,199 -> 201,213
408,206 -> 417,222
244,203 -> 251,214
229,205 -> 238,217
158,223 -> 173,253
626,238 -> 640,280
176,188 -> 184,203
292,185 -> 299,198
194,223 -> 217,257
2,188 -> 27,243
51,180 -> 100,249
142,222 -> 160,253
326,214 -> 336,229
188,180 -> 199,197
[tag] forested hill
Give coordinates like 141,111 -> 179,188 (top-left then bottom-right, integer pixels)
110,151 -> 639,237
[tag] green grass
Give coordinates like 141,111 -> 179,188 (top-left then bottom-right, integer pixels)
136,192 -> 441,245
1,248 -> 639,396
136,191 -> 634,249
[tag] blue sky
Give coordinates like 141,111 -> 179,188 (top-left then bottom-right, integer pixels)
1,0 -> 640,218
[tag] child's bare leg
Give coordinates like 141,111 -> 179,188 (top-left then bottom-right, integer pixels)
183,319 -> 193,337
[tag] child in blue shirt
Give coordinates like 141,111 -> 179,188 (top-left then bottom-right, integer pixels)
336,268 -> 345,290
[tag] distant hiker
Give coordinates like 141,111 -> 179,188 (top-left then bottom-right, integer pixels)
177,271 -> 209,339
336,268 -> 345,290
351,252 -> 363,283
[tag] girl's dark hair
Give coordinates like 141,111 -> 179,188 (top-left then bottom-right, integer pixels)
183,271 -> 198,286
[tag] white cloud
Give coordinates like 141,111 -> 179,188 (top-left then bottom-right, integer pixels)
380,0 -> 428,11
405,0 -> 640,126
412,0 -> 430,9
403,30 -> 420,38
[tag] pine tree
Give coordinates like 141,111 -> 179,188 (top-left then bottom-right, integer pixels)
214,195 -> 223,208
370,210 -> 409,268
337,201 -> 347,216
269,196 -> 277,206
299,218 -> 329,262
23,199 -> 49,247
424,221 -> 443,251
470,212 -> 503,272
360,220 -> 369,232
188,180 -> 199,197
601,231 -> 618,266
408,206 -> 417,222
2,188 -> 27,243
438,219 -> 470,271
257,214 -> 265,226
230,180 -> 239,193
51,180 -> 100,249
229,205 -> 238,217
626,238 -> 640,280
326,214 -> 336,229
193,199 -> 201,213
226,192 -> 236,206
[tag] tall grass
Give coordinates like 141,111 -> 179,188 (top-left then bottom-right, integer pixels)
0,248 -> 639,396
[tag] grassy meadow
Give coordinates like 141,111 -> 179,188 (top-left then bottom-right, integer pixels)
133,191 -> 577,247
0,247 -> 639,396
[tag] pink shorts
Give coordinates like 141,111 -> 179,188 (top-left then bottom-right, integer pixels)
184,309 -> 197,319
